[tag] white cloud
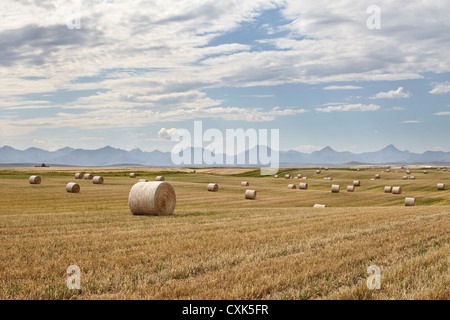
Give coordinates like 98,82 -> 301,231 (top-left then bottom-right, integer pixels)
388,106 -> 406,111
292,145 -> 324,153
315,104 -> 380,113
434,111 -> 450,116
32,138 -> 46,144
371,87 -> 411,99
158,128 -> 177,140
401,120 -> 421,124
429,82 -> 450,94
323,85 -> 363,90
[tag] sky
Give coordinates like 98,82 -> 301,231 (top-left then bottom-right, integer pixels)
0,0 -> 449,154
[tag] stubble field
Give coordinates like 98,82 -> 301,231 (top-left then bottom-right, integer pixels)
0,167 -> 449,299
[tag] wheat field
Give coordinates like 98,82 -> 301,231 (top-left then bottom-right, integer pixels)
0,167 -> 448,299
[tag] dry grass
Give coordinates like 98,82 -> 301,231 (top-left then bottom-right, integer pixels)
0,167 -> 449,300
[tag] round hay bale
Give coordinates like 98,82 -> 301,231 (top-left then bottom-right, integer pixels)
302,177 -> 308,180
66,182 -> 80,193
138,179 -> 148,183
347,185 -> 355,192
357,168 -> 361,171
410,176 -> 415,180
353,180 -> 361,186
274,175 -> 279,179
384,186 -> 393,193
288,184 -> 296,189
392,187 -> 402,194
245,190 -> 257,200
299,183 -> 308,190
74,173 -> 84,179
190,170 -> 196,174
437,183 -> 445,190
84,173 -> 93,180
128,181 -> 176,216
129,173 -> 136,178
386,169 -> 391,173
331,185 -> 340,193
403,176 -> 408,180
313,204 -> 326,208
405,197 -> 415,207
207,183 -> 219,192
375,174 -> 380,179
423,170 -> 428,174
293,177 -> 299,180
155,176 -> 165,181
92,176 -> 104,184
325,167 -> 329,171
406,170 -> 411,174
29,175 -> 41,184
297,174 -> 302,178
285,174 -> 291,179
241,181 -> 249,186
316,170 -> 321,174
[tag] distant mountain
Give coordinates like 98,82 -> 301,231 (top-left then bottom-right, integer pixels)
1,144 -> 450,166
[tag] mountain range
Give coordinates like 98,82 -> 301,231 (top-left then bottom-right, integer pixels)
1,144 -> 450,167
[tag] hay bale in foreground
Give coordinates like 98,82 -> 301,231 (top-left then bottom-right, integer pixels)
437,183 -> 445,190
207,183 -> 219,192
288,184 -> 296,189
353,180 -> 361,186
93,176 -> 104,184
129,173 -> 136,178
299,183 -> 308,190
66,182 -> 80,193
331,185 -> 340,193
392,187 -> 402,194
241,181 -> 249,186
313,204 -> 326,208
245,190 -> 257,200
155,176 -> 165,181
84,173 -> 93,180
384,186 -> 393,193
347,186 -> 355,192
128,181 -> 176,216
74,173 -> 84,179
29,175 -> 41,184
405,197 -> 415,207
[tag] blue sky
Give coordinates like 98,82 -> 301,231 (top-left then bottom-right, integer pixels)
0,0 -> 449,153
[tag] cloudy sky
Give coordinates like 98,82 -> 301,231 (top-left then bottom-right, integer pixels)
0,0 -> 449,153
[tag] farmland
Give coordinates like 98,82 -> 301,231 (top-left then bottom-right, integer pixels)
0,167 -> 449,299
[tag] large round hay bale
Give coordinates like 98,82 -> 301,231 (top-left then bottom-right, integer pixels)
353,180 -> 361,186
375,174 -> 380,179
299,183 -> 308,190
207,183 -> 219,192
66,182 -> 80,193
288,184 -> 296,189
93,176 -> 104,184
331,185 -> 340,193
285,174 -> 291,179
406,170 -> 411,174
316,170 -> 321,174
155,176 -> 165,181
241,181 -> 249,186
29,175 -> 41,184
245,190 -> 257,200
347,186 -> 355,192
74,173 -> 84,179
384,186 -> 393,193
129,173 -> 136,178
392,187 -> 402,194
138,179 -> 148,183
313,204 -> 326,208
437,183 -> 445,190
84,173 -> 93,180
405,197 -> 415,207
128,181 -> 176,216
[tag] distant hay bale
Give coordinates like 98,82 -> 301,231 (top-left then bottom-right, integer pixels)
405,197 -> 415,207
410,176 -> 415,180
129,173 -> 136,178
66,182 -> 80,193
128,181 -> 176,216
392,187 -> 402,194
316,170 -> 321,174
297,174 -> 302,178
190,170 -> 196,174
357,168 -> 361,171
29,175 -> 41,185
241,181 -> 249,186
384,186 -> 393,193
403,176 -> 408,180
84,173 -> 93,180
313,204 -> 326,208
370,178 -> 375,181
92,176 -> 104,184
424,170 -> 428,174
347,186 -> 355,192
293,177 -> 299,180
375,174 -> 380,179
299,183 -> 308,190
437,183 -> 445,190
323,177 -> 333,181
155,176 -> 165,181
274,175 -> 279,178
325,167 -> 329,171
302,177 -> 308,180
285,174 -> 291,179
207,183 -> 219,192
138,179 -> 148,183
353,180 -> 361,186
288,184 -> 296,189
74,173 -> 84,179
331,185 -> 340,193
386,169 -> 391,173
245,189 -> 257,200
406,170 -> 411,174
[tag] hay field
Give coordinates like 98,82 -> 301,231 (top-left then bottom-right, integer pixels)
0,167 -> 449,299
